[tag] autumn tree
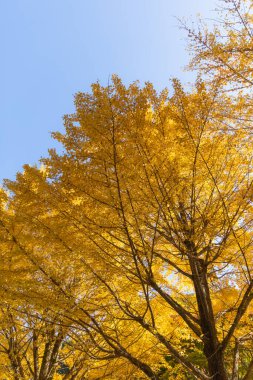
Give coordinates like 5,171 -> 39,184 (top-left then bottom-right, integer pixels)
0,305 -> 85,380
1,1 -> 253,379
1,73 -> 253,380
186,0 -> 253,89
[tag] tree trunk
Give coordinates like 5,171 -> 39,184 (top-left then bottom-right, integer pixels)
187,242 -> 228,380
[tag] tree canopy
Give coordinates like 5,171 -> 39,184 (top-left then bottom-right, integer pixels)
1,1 -> 253,379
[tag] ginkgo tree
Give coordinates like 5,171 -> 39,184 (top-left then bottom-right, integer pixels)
0,306 -> 66,380
1,75 -> 253,380
1,1 -> 253,379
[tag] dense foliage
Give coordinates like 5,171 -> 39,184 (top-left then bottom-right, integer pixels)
1,1 -> 253,379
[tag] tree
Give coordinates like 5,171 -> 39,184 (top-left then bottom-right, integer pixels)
0,305 -> 82,380
186,0 -> 253,89
1,73 -> 253,380
1,1 -> 253,379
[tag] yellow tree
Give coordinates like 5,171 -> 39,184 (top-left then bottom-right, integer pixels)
2,75 -> 253,379
0,305 -> 83,380
185,0 -> 253,121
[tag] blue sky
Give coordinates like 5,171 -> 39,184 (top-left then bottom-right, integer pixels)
1,0 -> 216,182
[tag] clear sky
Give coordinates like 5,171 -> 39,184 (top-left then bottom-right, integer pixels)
1,0 -> 217,182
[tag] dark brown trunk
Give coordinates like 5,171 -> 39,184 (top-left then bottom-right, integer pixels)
47,335 -> 63,380
205,348 -> 227,380
39,341 -> 51,380
187,244 -> 228,380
